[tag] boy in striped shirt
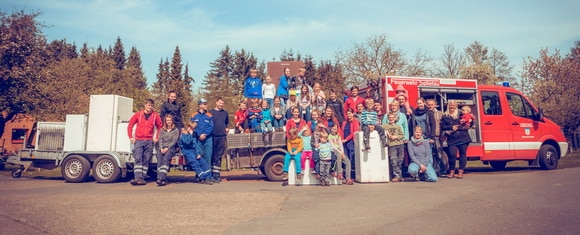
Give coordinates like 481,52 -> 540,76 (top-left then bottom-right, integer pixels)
361,98 -> 388,150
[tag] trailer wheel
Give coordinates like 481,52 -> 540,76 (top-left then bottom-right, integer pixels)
489,161 -> 507,170
539,144 -> 558,170
263,154 -> 285,181
61,155 -> 90,183
93,155 -> 121,183
11,169 -> 22,178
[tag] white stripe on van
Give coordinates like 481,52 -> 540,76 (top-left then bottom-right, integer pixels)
485,142 -> 541,150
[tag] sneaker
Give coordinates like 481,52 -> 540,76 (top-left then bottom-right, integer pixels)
330,172 -> 337,177
382,141 -> 389,148
213,177 -> 221,183
310,169 -> 316,174
204,178 -> 214,185
363,143 -> 371,150
282,172 -> 289,181
296,174 -> 303,181
325,180 -> 331,186
391,177 -> 401,183
315,174 -> 321,179
320,180 -> 326,186
130,179 -> 139,186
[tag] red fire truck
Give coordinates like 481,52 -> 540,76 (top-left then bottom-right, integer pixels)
378,76 -> 568,170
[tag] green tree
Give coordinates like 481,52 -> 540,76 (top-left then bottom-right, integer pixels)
152,47 -> 194,120
313,60 -> 346,94
461,41 -> 513,85
336,33 -> 406,86
0,10 -> 47,115
521,43 -> 580,141
112,37 -> 126,70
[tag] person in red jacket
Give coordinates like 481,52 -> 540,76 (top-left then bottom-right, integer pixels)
127,99 -> 163,186
343,86 -> 365,116
341,108 -> 360,179
285,107 -> 309,138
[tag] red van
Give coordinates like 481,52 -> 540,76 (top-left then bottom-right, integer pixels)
380,76 -> 568,170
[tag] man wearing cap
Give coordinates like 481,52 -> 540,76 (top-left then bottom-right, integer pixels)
191,98 -> 214,176
209,97 -> 229,183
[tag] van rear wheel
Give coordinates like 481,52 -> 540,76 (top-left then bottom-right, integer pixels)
489,161 -> 507,170
539,145 -> 558,170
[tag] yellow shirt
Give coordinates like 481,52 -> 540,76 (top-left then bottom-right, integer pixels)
287,137 -> 303,153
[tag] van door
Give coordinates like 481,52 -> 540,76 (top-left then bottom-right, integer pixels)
505,92 -> 541,160
479,90 -> 514,160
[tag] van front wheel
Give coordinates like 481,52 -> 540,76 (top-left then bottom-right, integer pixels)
539,145 -> 558,170
490,161 -> 507,170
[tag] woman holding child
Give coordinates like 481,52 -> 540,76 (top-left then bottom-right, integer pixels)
441,100 -> 472,179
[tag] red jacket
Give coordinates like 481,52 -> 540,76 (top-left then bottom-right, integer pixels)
344,96 -> 365,114
127,110 -> 163,140
341,118 -> 360,143
234,109 -> 247,127
285,118 -> 309,138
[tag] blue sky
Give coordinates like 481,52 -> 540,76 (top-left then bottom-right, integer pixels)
1,0 -> 579,90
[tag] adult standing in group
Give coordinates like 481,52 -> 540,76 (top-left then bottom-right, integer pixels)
441,100 -> 472,179
155,114 -> 180,186
127,99 -> 162,186
243,68 -> 262,102
160,91 -> 184,129
341,108 -> 360,179
326,89 -> 345,123
410,97 -> 436,141
191,98 -> 214,170
344,86 -> 365,117
276,67 -> 291,107
426,99 -> 448,176
209,97 -> 229,183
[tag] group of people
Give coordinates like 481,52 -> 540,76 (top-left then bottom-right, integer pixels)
126,91 -> 229,186
241,67 -> 475,184
126,67 -> 475,186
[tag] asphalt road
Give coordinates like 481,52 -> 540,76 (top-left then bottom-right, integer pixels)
1,163 -> 580,234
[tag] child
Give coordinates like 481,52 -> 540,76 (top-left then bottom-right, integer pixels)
283,127 -> 303,180
328,123 -> 353,185
318,132 -> 333,186
285,107 -> 309,139
360,98 -> 388,150
460,105 -> 475,128
285,89 -> 299,119
180,121 -> 213,185
299,126 -> 315,175
262,75 -> 276,108
246,99 -> 262,133
259,100 -> 273,136
326,89 -> 345,122
234,101 -> 248,134
271,96 -> 286,132
299,85 -> 312,122
382,112 -> 405,182
308,109 -> 321,133
312,82 -> 326,113
243,68 -> 262,100
311,123 -> 328,179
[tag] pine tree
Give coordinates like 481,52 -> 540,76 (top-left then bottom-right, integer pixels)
112,37 -> 126,70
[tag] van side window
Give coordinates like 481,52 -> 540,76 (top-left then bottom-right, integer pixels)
506,92 -> 537,119
481,91 -> 502,115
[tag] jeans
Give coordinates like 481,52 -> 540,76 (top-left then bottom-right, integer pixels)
260,122 -> 273,132
273,118 -> 285,129
264,98 -> 274,109
407,163 -> 438,182
344,140 -> 355,179
301,106 -> 311,122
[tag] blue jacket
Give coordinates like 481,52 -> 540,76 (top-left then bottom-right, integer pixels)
260,108 -> 272,124
276,75 -> 290,98
244,77 -> 263,99
191,110 -> 214,137
179,132 -> 198,155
